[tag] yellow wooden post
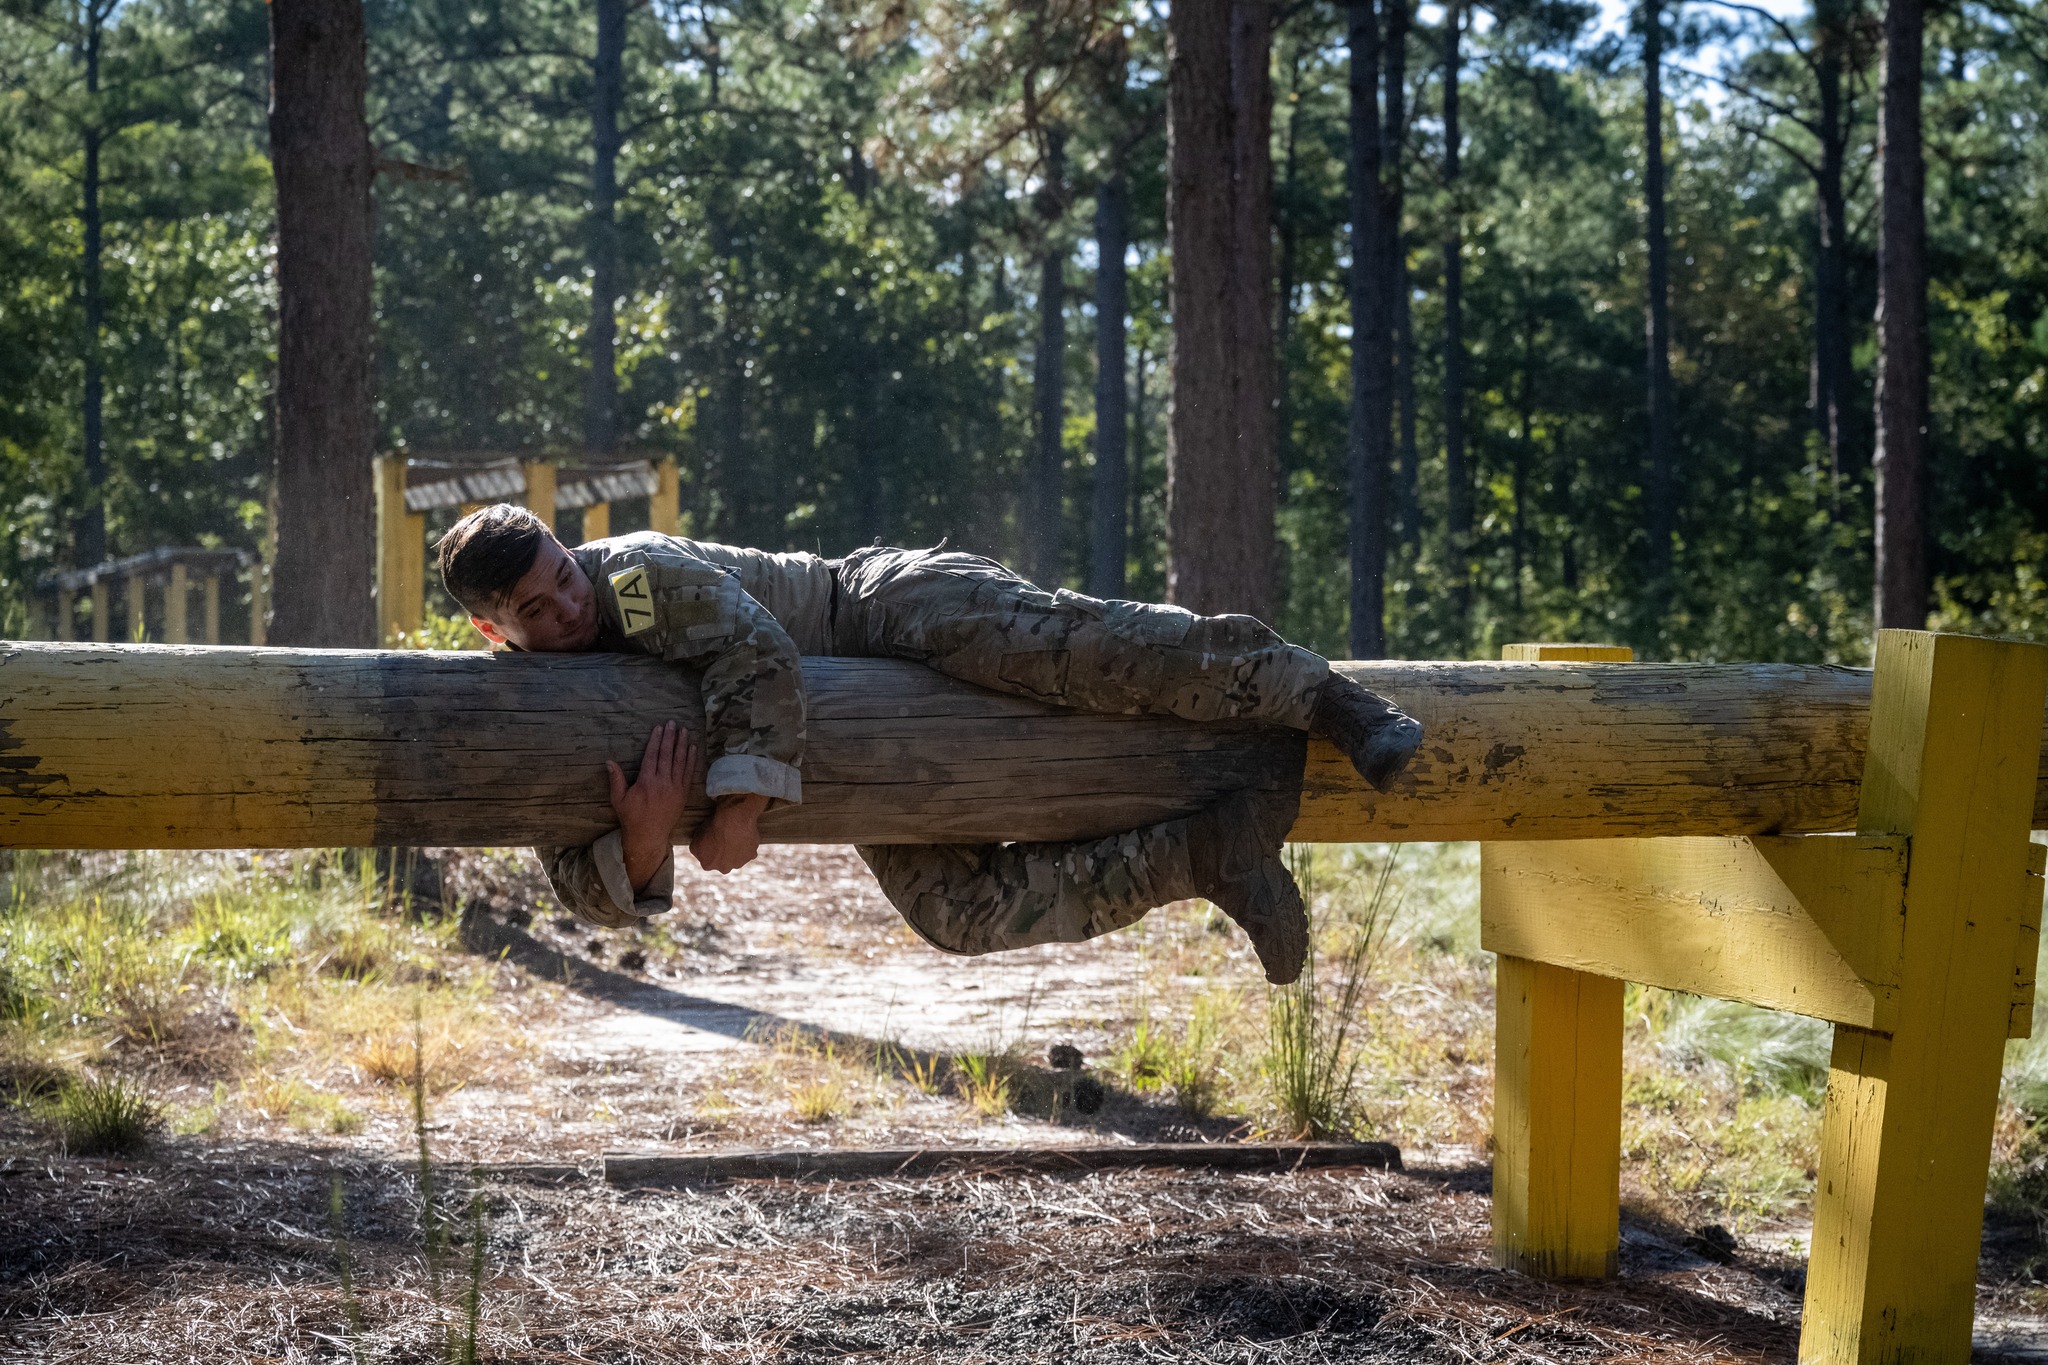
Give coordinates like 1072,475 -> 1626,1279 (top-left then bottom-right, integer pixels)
166,563 -> 189,644
1491,642 -> 1634,1278
247,563 -> 266,646
125,572 -> 145,642
90,580 -> 108,642
520,459 -> 557,533
203,574 -> 221,644
1800,630 -> 2048,1365
581,501 -> 610,542
650,458 -> 680,535
56,587 -> 74,642
375,455 -> 425,644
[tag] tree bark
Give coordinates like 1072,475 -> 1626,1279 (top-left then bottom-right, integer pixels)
1382,0 -> 1415,552
1347,0 -> 1390,658
1165,0 -> 1277,620
1025,132 -> 1069,585
585,0 -> 625,454
1813,0 -> 1854,501
1873,0 -> 1929,629
1442,2 -> 1471,639
1089,162 -> 1130,599
78,3 -> 107,568
23,643 -> 2048,849
1643,0 -> 1676,589
267,0 -> 377,648
847,145 -> 888,545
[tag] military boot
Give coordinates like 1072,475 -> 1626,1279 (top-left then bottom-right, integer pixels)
1309,674 -> 1424,793
1187,787 -> 1308,986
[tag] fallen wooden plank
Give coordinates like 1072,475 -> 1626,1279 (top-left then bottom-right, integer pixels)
602,1142 -> 1405,1186
4,640 -> 2041,849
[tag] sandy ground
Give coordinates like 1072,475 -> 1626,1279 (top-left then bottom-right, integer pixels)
2,846 -> 2045,1361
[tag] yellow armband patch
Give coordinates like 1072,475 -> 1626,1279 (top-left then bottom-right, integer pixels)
609,566 -> 657,636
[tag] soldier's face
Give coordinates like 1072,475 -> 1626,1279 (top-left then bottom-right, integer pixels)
471,536 -> 601,652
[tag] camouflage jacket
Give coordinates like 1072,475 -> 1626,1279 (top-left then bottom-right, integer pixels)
537,532 -> 834,927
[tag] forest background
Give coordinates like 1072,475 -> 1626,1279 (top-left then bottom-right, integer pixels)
4,0 -> 2047,665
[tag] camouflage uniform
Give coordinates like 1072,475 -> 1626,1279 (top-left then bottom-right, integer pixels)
538,536 -> 1330,952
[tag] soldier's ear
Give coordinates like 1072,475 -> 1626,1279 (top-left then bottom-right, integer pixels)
471,615 -> 510,646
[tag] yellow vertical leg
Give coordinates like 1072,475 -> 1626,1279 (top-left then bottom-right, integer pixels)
375,455 -> 425,644
247,562 -> 267,646
1800,630 -> 2048,1365
650,458 -> 680,535
1493,954 -> 1625,1277
203,574 -> 221,644
125,572 -> 145,642
91,580 -> 109,642
57,587 -> 74,641
520,460 -> 557,534
166,563 -> 189,644
581,500 -> 610,542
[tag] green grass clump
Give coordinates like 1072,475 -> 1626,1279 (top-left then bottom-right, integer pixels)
1262,850 -> 1396,1141
57,1073 -> 161,1155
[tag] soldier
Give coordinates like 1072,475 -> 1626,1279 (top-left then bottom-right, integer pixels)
435,506 -> 1422,984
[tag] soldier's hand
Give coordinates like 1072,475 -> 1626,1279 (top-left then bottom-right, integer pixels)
608,721 -> 699,893
691,793 -> 767,874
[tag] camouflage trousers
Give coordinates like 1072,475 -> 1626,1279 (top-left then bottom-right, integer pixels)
833,547 -> 1324,956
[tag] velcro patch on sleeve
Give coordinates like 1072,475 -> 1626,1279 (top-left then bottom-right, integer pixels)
609,566 -> 657,636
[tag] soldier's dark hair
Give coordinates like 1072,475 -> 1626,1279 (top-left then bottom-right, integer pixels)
435,503 -> 552,616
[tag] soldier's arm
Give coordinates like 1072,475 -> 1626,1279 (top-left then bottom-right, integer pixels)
536,721 -> 698,928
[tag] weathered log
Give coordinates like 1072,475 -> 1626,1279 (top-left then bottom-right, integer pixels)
1,641 -> 2035,851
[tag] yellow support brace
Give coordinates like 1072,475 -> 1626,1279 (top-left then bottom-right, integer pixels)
90,581 -> 109,643
56,587 -> 74,641
374,455 -> 425,645
650,458 -> 680,535
1800,630 -> 2048,1365
203,574 -> 220,645
1489,642 -> 1633,1278
581,501 -> 610,542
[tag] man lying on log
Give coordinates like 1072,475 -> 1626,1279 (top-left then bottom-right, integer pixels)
432,507 -> 1423,984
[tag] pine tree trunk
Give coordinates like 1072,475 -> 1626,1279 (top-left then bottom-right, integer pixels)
1442,2 -> 1471,640
1872,0 -> 1929,628
78,4 -> 107,568
267,0 -> 377,648
1383,0 -> 1415,550
585,0 -> 625,454
1643,0 -> 1676,589
1814,0 -> 1853,500
1165,0 -> 1277,620
1088,163 -> 1130,599
1347,0 -> 1389,659
1025,132 -> 1069,584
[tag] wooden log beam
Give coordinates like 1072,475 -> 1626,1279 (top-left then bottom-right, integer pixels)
3,641 -> 2043,851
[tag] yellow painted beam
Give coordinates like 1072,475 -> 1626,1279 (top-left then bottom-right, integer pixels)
1801,631 -> 2048,1365
247,564 -> 266,646
650,458 -> 680,535
90,581 -> 107,643
56,587 -> 74,642
203,574 -> 221,645
1501,643 -> 1635,663
519,460 -> 557,533
581,501 -> 610,542
375,455 -> 425,644
125,573 -> 144,642
1492,954 -> 1623,1277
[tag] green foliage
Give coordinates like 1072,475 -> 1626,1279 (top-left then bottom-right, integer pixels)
5,0 -> 2048,656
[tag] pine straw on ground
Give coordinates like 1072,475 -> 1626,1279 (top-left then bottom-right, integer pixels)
0,1153 -> 1808,1364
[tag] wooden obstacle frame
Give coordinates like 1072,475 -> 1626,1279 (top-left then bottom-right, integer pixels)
1484,632 -> 2045,1365
31,546 -> 263,645
374,450 -> 681,643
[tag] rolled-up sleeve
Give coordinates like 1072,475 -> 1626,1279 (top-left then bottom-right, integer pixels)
537,832 -> 676,929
